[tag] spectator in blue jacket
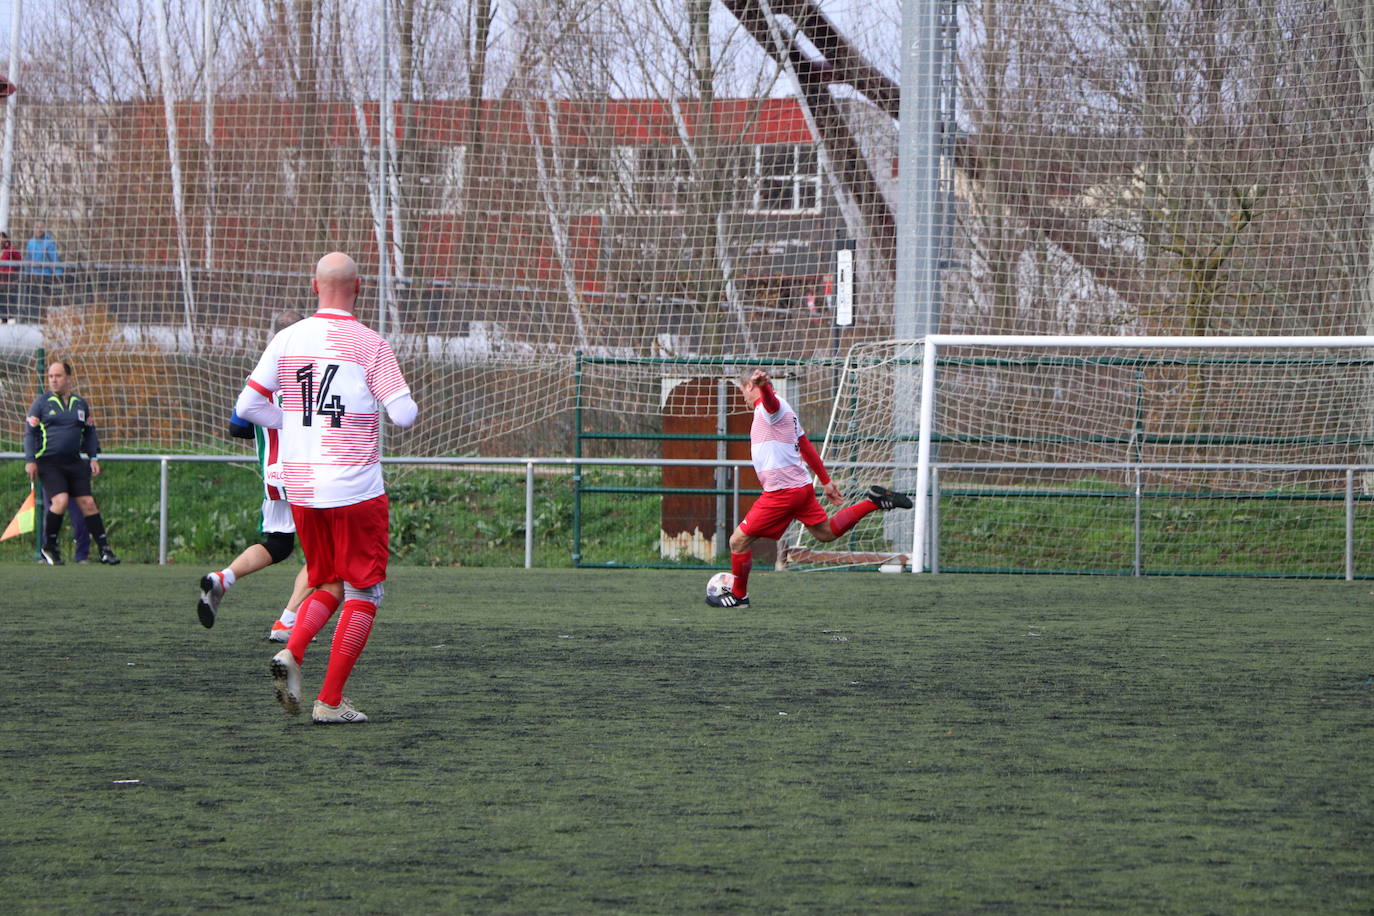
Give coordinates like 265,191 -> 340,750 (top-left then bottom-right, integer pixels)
24,222 -> 61,275
23,222 -> 61,316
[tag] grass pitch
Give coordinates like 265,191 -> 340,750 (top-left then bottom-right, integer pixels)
0,564 -> 1370,914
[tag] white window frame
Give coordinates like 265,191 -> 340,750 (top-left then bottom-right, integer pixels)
741,143 -> 822,214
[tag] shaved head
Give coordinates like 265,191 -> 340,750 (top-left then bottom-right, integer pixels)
312,251 -> 361,311
315,252 -> 358,287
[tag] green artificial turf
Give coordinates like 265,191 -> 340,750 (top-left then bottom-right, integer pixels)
0,565 -> 1369,913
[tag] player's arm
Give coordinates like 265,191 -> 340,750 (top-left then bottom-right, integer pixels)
80,400 -> 100,458
369,339 -> 417,428
237,339 -> 285,429
383,392 -> 418,429
228,409 -> 255,439
22,398 -> 41,461
798,434 -> 842,505
236,380 -> 283,429
752,371 -> 782,415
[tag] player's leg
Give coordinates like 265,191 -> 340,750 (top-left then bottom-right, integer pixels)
68,501 -> 89,562
810,484 -> 914,541
707,489 -> 798,607
275,579 -> 342,713
312,581 -> 381,723
37,461 -> 69,565
259,501 -> 302,642
312,495 -> 390,724
231,539 -> 285,579
268,562 -> 311,643
72,475 -> 117,564
289,580 -> 344,651
199,499 -> 291,629
706,525 -> 757,607
197,543 -> 274,628
271,506 -> 340,715
720,492 -> 798,604
282,505 -> 342,666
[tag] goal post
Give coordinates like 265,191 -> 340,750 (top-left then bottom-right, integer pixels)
791,335 -> 1374,576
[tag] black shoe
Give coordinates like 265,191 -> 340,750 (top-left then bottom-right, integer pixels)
40,544 -> 63,566
99,547 -> 121,565
197,573 -> 222,628
705,591 -> 749,608
867,485 -> 913,511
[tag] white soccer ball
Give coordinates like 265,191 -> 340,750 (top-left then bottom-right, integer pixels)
706,572 -> 736,599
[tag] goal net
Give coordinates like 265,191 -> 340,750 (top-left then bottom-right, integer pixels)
788,336 -> 1374,577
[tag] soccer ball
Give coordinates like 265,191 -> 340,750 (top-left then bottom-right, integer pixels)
706,572 -> 735,599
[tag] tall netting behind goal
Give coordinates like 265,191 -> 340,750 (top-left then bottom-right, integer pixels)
0,1 -> 905,458
791,337 -> 1374,577
2,0 -> 1374,493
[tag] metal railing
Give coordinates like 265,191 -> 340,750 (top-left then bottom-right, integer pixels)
0,452 -> 769,567
5,452 -> 1373,577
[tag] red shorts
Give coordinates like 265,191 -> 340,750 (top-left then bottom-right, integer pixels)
291,494 -> 391,589
739,485 -> 828,540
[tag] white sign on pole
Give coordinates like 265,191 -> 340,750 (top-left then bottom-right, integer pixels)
835,241 -> 855,327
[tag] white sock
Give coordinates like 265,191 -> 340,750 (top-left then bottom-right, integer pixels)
219,569 -> 237,589
279,609 -> 296,627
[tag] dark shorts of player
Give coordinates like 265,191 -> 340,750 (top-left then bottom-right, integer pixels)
739,484 -> 829,540
291,494 -> 390,589
36,454 -> 93,500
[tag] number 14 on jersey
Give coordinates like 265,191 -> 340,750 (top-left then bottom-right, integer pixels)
295,363 -> 346,428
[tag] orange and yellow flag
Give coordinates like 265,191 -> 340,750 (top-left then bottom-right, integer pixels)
1,486 -> 36,541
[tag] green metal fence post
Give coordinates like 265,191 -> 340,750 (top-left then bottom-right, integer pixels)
571,351 -> 583,567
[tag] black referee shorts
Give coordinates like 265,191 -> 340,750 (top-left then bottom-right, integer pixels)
36,454 -> 93,499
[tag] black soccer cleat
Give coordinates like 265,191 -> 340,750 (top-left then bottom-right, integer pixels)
40,544 -> 63,566
197,573 -> 222,628
99,547 -> 121,566
705,591 -> 749,608
867,485 -> 913,511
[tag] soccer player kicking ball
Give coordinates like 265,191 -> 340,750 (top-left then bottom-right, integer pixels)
235,252 -> 418,724
705,368 -> 913,609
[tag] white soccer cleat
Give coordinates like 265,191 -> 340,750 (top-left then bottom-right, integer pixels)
267,620 -> 291,643
312,697 -> 368,724
270,649 -> 302,715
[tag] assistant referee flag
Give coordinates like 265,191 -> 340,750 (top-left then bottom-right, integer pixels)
1,486 -> 35,541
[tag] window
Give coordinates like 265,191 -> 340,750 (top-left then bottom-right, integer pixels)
610,142 -> 822,215
744,143 -> 821,213
635,145 -> 691,212
569,150 -> 612,211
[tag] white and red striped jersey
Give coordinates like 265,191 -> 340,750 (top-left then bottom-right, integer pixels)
245,308 -> 411,508
750,393 -> 812,491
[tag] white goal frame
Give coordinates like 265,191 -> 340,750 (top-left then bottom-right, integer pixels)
889,335 -> 1374,573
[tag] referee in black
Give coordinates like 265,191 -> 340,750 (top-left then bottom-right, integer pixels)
23,361 -> 120,565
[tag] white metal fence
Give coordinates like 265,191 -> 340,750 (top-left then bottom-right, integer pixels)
5,452 -> 1373,578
